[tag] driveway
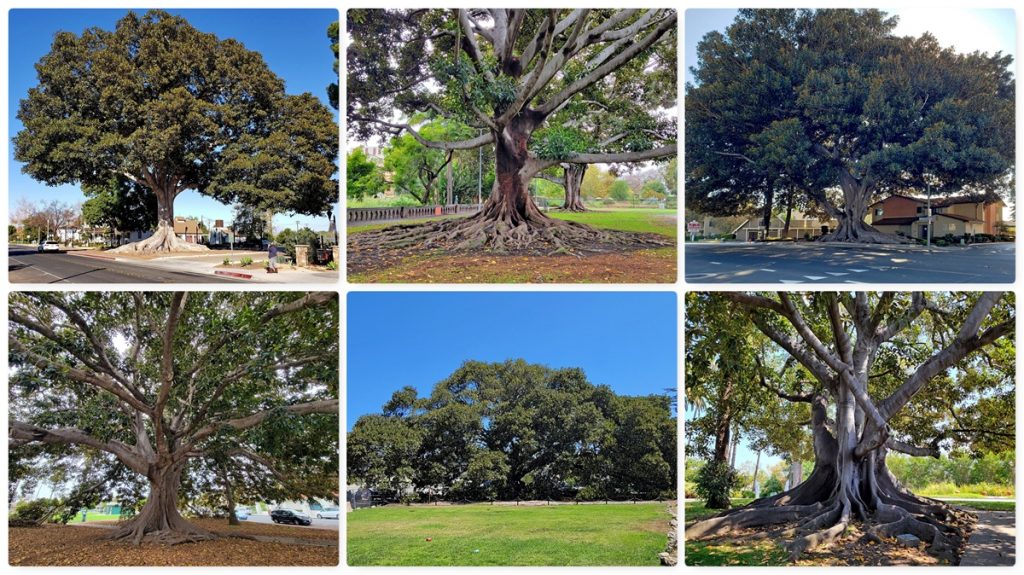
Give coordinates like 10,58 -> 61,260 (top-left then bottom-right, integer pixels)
959,510 -> 1015,566
685,242 -> 1014,284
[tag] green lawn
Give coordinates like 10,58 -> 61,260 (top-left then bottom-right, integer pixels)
954,500 -> 1015,512
549,209 -> 677,238
347,503 -> 670,566
686,540 -> 789,566
684,499 -> 753,522
77,513 -> 122,523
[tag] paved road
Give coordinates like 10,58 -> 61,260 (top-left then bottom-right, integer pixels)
244,513 -> 339,531
685,242 -> 1015,284
9,247 -> 239,284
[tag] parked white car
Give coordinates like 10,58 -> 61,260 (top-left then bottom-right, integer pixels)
316,508 -> 339,519
38,240 -> 61,253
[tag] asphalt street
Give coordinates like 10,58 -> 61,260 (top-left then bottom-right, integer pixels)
685,242 -> 1015,284
8,246 -> 240,284
244,513 -> 339,531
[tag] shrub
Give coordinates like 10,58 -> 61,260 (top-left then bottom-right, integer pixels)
326,260 -> 338,271
222,257 -> 230,265
695,460 -> 739,509
240,256 -> 253,267
11,499 -> 58,524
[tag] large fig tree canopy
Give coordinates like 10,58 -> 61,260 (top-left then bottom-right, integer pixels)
14,10 -> 338,252
8,291 -> 339,544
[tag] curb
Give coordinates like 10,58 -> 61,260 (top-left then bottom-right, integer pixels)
214,270 -> 253,279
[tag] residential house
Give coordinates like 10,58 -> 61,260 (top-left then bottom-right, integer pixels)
208,219 -> 234,246
867,194 -> 1005,239
173,217 -> 204,244
731,211 -> 837,241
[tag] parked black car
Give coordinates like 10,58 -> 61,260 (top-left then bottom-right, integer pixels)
270,509 -> 312,526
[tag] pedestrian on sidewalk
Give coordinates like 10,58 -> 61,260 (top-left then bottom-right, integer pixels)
267,242 -> 278,273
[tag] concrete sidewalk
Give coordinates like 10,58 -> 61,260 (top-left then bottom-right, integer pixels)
960,510 -> 1015,566
71,250 -> 338,283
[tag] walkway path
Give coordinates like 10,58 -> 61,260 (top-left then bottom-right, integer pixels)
960,510 -> 1015,566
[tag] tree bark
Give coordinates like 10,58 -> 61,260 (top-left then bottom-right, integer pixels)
110,186 -> 208,253
105,463 -> 216,545
560,164 -> 588,211
819,172 -> 907,244
760,183 -> 775,239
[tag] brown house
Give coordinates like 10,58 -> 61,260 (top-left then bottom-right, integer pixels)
173,217 -> 204,244
732,211 -> 837,241
868,194 -> 1005,239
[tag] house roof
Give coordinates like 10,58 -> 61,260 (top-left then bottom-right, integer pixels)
871,217 -> 919,226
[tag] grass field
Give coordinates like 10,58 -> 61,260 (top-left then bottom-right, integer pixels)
347,208 -> 677,237
347,503 -> 670,566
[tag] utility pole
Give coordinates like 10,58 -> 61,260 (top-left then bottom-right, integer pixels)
926,177 -> 933,248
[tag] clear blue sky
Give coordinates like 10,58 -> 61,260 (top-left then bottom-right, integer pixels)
8,8 -> 339,232
347,292 -> 677,430
686,8 -> 1016,86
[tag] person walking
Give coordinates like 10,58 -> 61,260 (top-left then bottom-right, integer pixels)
267,242 -> 278,273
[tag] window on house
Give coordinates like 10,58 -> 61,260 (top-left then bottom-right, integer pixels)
916,206 -> 923,214
874,208 -> 883,217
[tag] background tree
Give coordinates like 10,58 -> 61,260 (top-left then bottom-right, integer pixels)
687,292 -> 1014,563
81,176 -> 158,238
686,9 -> 1014,243
348,359 -> 675,502
609,180 -> 632,202
14,10 -> 338,253
327,21 -> 340,110
8,292 -> 339,544
346,148 -> 387,201
348,9 -> 677,252
231,204 -> 270,245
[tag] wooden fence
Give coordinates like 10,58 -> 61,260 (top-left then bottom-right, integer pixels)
347,204 -> 482,224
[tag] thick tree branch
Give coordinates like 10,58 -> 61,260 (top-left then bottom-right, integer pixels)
180,399 -> 339,458
10,420 -> 148,475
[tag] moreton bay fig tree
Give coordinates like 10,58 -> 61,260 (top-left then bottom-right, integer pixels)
8,292 -> 339,545
686,292 -> 1014,563
348,9 -> 677,253
14,10 -> 338,253
686,9 -> 1014,243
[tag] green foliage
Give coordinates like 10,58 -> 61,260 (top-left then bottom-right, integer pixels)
694,460 -> 739,509
327,21 -> 339,110
887,452 -> 1015,490
348,359 -> 675,502
15,10 -> 338,220
274,227 -> 320,263
531,127 -> 593,161
232,204 -> 269,243
347,148 -> 387,200
222,257 -> 230,265
11,499 -> 58,524
81,176 -> 157,232
326,260 -> 338,271
609,180 -> 632,201
686,9 -> 1014,223
240,257 -> 253,267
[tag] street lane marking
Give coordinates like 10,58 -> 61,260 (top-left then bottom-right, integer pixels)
849,269 -> 867,272
804,275 -> 826,280
759,268 -> 776,272
826,272 -> 849,276
780,279 -> 802,284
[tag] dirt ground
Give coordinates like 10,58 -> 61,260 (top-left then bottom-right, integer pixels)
9,520 -> 338,566
348,247 -> 676,283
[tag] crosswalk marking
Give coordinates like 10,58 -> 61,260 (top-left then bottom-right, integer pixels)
848,269 -> 867,272
804,275 -> 826,280
826,272 -> 849,276
759,268 -> 776,272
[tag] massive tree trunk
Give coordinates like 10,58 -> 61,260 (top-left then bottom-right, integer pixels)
687,292 -> 1012,563
760,184 -> 775,239
688,395 -> 973,562
819,172 -> 907,244
560,164 -> 588,212
110,187 -> 208,253
105,464 -> 216,545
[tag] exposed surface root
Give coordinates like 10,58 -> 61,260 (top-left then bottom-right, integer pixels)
348,212 -> 671,273
104,521 -> 218,546
687,483 -> 975,564
110,224 -> 209,254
